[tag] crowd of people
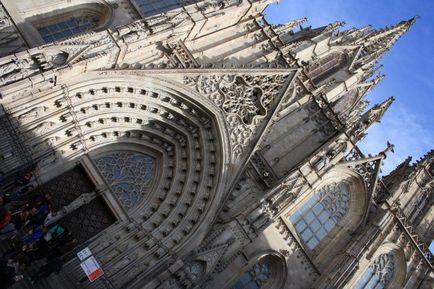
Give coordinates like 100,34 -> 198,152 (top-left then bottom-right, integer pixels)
0,170 -> 78,288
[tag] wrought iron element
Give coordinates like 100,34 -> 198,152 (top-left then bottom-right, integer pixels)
94,151 -> 155,211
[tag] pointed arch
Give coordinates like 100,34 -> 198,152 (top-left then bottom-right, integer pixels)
306,51 -> 349,86
286,167 -> 368,267
28,1 -> 112,43
228,252 -> 287,289
350,244 -> 407,289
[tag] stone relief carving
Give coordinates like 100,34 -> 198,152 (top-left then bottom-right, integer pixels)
0,58 -> 39,86
166,42 -> 199,68
119,21 -> 148,44
185,73 -> 287,157
31,137 -> 58,154
26,121 -> 56,137
0,5 -> 27,55
37,152 -> 60,168
145,10 -> 188,33
246,200 -> 275,232
199,0 -> 242,14
0,15 -> 11,30
18,106 -> 48,121
313,139 -> 347,171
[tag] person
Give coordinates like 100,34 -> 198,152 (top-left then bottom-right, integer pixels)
10,209 -> 29,231
30,254 -> 64,283
0,257 -> 20,289
6,185 -> 34,202
0,207 -> 12,230
0,223 -> 16,241
0,171 -> 5,189
43,210 -> 57,226
26,205 -> 49,228
14,172 -> 33,187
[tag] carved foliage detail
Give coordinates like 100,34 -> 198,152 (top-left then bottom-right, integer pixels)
185,74 -> 287,157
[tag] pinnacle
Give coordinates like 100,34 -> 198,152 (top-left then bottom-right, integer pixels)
334,18 -> 415,69
273,17 -> 309,34
323,20 -> 346,33
374,96 -> 395,115
349,96 -> 395,142
414,149 -> 434,167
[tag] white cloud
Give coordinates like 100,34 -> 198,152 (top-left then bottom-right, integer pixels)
359,104 -> 434,174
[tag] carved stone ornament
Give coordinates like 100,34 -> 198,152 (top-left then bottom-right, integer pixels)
0,58 -> 39,86
118,21 -> 148,44
185,73 -> 287,157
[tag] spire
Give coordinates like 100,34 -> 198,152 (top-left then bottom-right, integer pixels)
322,20 -> 346,34
273,17 -> 308,35
357,73 -> 386,98
382,156 -> 413,188
361,63 -> 384,83
414,149 -> 434,168
348,96 -> 395,142
352,18 -> 416,68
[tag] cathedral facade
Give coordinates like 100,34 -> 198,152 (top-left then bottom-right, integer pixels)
0,0 -> 432,288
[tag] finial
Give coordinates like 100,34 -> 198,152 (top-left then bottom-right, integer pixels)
379,141 -> 395,158
324,20 -> 346,33
273,17 -> 309,34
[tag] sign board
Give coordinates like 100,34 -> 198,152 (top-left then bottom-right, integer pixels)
77,247 -> 92,261
80,256 -> 104,282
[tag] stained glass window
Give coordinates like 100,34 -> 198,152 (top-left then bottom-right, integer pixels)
355,254 -> 395,289
37,15 -> 99,42
289,182 -> 350,249
231,262 -> 271,289
94,151 -> 155,211
134,0 -> 180,16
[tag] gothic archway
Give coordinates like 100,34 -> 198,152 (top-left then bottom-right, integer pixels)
286,167 -> 368,269
228,253 -> 287,289
12,70 -> 232,288
350,244 -> 407,289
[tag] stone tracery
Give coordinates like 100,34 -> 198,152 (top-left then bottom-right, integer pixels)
184,73 -> 288,157
94,151 -> 155,211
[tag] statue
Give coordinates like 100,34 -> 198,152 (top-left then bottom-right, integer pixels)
0,16 -> 11,30
121,21 -> 148,43
0,57 -> 38,85
18,107 -> 48,120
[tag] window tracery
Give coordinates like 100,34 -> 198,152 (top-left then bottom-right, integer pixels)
94,151 -> 155,211
231,262 -> 271,289
134,0 -> 180,16
37,15 -> 99,42
306,52 -> 348,85
355,254 -> 395,289
289,182 -> 350,249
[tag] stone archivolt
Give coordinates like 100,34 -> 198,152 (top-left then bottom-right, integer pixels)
5,72 -> 232,277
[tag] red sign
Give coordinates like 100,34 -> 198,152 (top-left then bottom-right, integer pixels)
80,256 -> 104,282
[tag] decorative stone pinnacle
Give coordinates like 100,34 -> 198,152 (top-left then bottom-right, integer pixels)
273,17 -> 309,34
324,20 -> 346,33
349,96 -> 395,142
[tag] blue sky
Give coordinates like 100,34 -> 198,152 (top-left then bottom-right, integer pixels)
265,0 -> 434,175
